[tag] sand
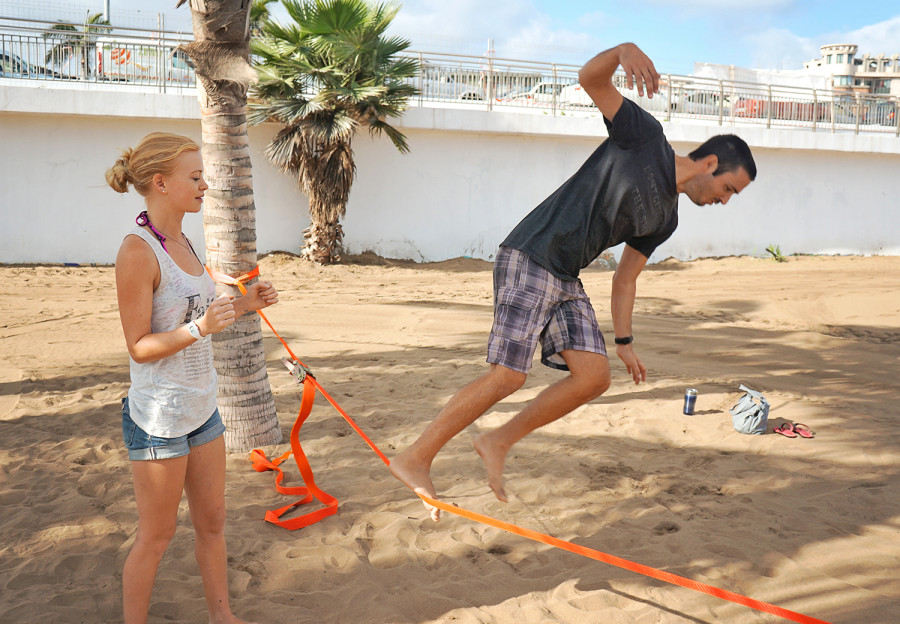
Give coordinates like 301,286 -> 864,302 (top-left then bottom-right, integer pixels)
0,253 -> 898,623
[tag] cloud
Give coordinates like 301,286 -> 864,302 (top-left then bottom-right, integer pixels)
499,20 -> 599,63
746,27 -> 819,70
839,15 -> 900,54
389,0 -> 532,42
388,0 -> 599,63
746,14 -> 900,70
642,0 -> 795,12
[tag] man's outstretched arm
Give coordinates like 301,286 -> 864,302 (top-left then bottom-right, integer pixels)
611,245 -> 649,385
579,43 -> 660,122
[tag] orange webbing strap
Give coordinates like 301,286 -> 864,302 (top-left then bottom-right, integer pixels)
208,265 -> 336,528
249,374 -> 339,530
418,494 -> 832,624
207,265 -> 387,528
209,265 -> 832,624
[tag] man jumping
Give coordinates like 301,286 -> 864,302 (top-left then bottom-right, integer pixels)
391,42 -> 757,521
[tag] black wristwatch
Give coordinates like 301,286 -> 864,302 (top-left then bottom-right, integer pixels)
614,335 -> 634,345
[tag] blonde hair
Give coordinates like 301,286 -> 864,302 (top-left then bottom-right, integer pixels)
105,132 -> 200,196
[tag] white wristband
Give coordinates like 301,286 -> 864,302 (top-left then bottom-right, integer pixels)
187,320 -> 203,340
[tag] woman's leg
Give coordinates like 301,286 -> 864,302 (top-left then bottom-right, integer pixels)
183,435 -> 251,624
123,455 -> 189,624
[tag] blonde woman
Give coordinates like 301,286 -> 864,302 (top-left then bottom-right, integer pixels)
108,132 -> 274,624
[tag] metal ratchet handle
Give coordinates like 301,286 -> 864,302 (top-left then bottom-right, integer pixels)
282,357 -> 313,384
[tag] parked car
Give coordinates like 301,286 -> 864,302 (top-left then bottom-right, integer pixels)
621,84 -> 671,115
672,90 -> 730,116
502,81 -> 568,106
559,81 -> 671,112
862,101 -> 897,125
0,51 -> 63,79
558,82 -> 593,108
733,97 -> 824,122
830,101 -> 859,124
455,90 -> 485,102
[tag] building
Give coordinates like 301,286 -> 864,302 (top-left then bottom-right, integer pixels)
803,44 -> 900,96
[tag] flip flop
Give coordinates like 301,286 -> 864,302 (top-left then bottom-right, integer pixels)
773,423 -> 797,438
793,423 -> 815,438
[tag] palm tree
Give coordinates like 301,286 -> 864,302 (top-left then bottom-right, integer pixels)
43,11 -> 111,79
248,0 -> 419,264
250,0 -> 279,38
175,0 -> 281,452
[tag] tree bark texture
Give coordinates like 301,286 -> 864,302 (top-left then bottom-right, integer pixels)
179,0 -> 281,451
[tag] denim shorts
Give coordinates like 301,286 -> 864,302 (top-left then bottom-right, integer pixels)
487,247 -> 606,373
122,397 -> 225,461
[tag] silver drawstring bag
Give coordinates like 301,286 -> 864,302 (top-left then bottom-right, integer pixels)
729,384 -> 769,435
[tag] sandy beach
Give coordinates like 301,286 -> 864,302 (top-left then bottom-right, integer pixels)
1,253 -> 898,623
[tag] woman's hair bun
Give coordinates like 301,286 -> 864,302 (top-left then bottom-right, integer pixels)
105,148 -> 134,194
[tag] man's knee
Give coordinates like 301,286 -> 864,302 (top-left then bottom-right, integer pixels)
580,369 -> 611,400
563,351 -> 610,400
487,364 -> 527,397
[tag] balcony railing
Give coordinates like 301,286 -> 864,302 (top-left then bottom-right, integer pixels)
2,17 -> 898,137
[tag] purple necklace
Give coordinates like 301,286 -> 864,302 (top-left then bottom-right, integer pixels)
136,210 -> 199,260
136,210 -> 171,252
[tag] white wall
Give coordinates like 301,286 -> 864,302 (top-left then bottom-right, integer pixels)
1,83 -> 899,265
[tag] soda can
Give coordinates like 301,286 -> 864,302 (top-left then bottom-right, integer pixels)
683,388 -> 698,415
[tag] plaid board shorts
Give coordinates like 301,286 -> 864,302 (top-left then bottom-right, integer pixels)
486,247 -> 606,373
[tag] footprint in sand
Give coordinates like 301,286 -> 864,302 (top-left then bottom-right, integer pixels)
652,521 -> 681,536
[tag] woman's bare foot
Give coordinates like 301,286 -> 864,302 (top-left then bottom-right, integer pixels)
473,433 -> 509,502
389,451 -> 441,522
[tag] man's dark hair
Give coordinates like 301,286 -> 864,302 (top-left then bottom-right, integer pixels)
689,134 -> 757,181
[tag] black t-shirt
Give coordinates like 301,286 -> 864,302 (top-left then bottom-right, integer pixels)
501,98 -> 678,281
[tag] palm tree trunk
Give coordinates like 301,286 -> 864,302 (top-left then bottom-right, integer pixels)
178,0 -> 281,451
302,220 -> 344,264
202,108 -> 280,450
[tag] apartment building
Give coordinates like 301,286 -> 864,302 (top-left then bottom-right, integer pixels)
804,44 -> 900,96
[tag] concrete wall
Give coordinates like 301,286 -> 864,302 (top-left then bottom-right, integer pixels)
1,82 -> 899,265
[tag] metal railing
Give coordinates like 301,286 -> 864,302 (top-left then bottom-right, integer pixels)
404,50 -> 899,136
2,17 -> 898,136
0,17 -> 195,90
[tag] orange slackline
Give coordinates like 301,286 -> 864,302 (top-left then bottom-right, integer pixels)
419,494 -> 832,624
207,266 -> 387,530
208,265 -> 833,624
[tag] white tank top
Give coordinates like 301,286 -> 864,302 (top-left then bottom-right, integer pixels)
126,227 -> 218,437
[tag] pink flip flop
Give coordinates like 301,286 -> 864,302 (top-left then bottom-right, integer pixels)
773,423 -> 797,438
793,423 -> 815,438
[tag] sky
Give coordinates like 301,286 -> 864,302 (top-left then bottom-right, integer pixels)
17,0 -> 900,76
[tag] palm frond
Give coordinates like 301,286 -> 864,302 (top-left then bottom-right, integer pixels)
381,57 -> 419,82
303,107 -> 359,144
43,23 -> 78,39
368,118 -> 410,154
250,96 -> 324,126
256,20 -> 304,49
303,0 -> 370,37
281,0 -> 317,30
250,0 -> 278,34
374,35 -> 413,61
264,124 -> 305,174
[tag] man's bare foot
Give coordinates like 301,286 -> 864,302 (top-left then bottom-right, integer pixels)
389,450 -> 441,522
473,433 -> 508,502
